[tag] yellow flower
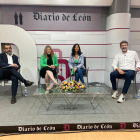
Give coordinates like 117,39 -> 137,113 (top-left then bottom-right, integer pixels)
76,86 -> 79,89
68,83 -> 70,86
66,87 -> 69,90
62,86 -> 65,89
63,81 -> 67,85
72,83 -> 75,85
78,82 -> 81,86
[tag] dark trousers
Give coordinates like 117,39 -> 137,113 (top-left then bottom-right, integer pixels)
110,70 -> 135,94
75,68 -> 86,84
2,67 -> 25,96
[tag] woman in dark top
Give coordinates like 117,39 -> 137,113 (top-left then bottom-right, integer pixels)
40,46 -> 59,91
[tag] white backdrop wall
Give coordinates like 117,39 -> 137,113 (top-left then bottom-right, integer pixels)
130,18 -> 140,82
2,27 -> 140,85
0,30 -> 107,85
0,25 -> 38,85
30,31 -> 107,84
2,14 -> 140,85
105,13 -> 131,87
0,6 -> 108,85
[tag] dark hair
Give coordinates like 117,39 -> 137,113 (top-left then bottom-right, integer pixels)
71,43 -> 82,56
120,41 -> 128,47
3,43 -> 11,49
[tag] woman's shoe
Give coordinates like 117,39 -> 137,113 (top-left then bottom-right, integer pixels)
46,88 -> 50,91
46,83 -> 54,91
45,90 -> 49,94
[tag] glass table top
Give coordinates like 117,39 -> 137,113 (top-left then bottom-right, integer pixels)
33,83 -> 111,111
33,83 -> 110,95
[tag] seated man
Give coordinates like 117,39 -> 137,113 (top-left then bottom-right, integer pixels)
110,40 -> 140,103
0,43 -> 34,104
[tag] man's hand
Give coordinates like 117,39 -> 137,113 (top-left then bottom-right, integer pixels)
116,68 -> 125,74
11,64 -> 18,68
74,67 -> 78,72
11,64 -> 15,67
136,68 -> 140,72
11,64 -> 18,69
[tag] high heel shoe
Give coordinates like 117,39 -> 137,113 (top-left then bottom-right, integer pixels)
46,83 -> 54,91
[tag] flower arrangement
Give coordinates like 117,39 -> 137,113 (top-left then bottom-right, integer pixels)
59,80 -> 86,92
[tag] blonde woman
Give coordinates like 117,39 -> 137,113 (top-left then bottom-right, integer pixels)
40,46 -> 59,91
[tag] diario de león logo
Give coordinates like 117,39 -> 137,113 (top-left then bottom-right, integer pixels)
120,123 -> 126,129
63,124 -> 70,131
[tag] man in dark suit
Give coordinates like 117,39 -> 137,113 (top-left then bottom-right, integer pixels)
0,44 -> 34,104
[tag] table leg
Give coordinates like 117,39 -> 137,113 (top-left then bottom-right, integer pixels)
62,94 -> 80,109
70,94 -> 83,110
87,94 -> 107,109
37,94 -> 56,111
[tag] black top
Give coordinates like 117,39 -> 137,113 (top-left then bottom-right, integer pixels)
47,54 -> 53,65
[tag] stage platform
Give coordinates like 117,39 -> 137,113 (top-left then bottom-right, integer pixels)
0,84 -> 140,126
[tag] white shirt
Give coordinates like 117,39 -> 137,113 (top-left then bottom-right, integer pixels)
6,53 -> 13,65
112,50 -> 140,71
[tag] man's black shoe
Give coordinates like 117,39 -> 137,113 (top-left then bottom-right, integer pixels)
11,96 -> 16,104
24,80 -> 34,87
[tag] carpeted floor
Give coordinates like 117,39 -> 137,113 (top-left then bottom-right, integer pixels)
0,83 -> 140,126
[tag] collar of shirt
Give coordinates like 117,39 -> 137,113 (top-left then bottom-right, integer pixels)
5,53 -> 13,57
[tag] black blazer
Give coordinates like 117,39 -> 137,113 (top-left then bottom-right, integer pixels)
0,53 -> 21,79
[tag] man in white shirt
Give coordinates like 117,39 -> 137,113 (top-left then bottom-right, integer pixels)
0,44 -> 34,104
110,40 -> 140,103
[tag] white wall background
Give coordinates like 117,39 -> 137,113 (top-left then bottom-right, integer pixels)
0,25 -> 38,85
0,0 -> 113,7
1,16 -> 140,86
105,13 -> 131,87
0,0 -> 140,8
28,31 -> 107,84
130,18 -> 140,82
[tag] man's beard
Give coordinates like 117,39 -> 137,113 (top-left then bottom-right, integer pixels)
6,51 -> 12,55
122,48 -> 127,52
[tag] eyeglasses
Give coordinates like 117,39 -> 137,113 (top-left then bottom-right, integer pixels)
4,48 -> 12,50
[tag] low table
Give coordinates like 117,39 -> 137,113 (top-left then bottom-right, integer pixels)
33,83 -> 110,111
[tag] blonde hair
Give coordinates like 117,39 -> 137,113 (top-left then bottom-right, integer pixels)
44,45 -> 54,59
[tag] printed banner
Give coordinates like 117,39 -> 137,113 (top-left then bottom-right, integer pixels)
0,122 -> 140,134
2,11 -> 101,31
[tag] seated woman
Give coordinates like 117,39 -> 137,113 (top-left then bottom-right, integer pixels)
40,45 -> 59,91
68,43 -> 86,84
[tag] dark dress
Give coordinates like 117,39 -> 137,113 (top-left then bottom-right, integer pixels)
40,54 -> 56,78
